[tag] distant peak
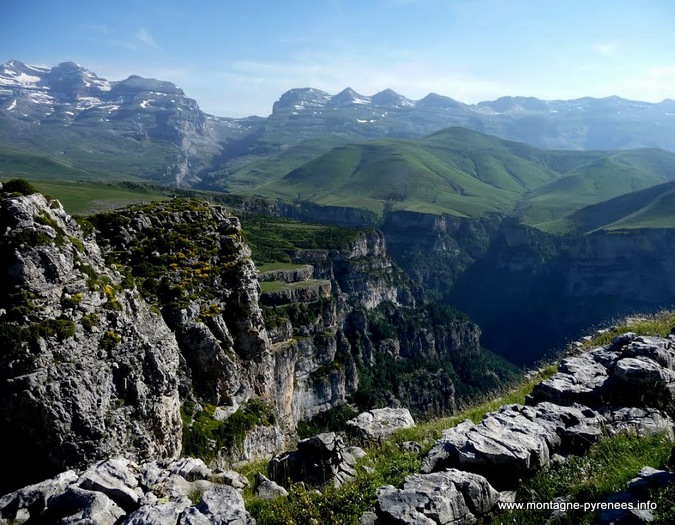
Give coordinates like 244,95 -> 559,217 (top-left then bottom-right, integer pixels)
330,88 -> 369,106
417,93 -> 463,109
371,89 -> 413,107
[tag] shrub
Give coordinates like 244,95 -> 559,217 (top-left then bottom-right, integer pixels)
3,179 -> 37,196
80,313 -> 99,330
100,330 -> 121,352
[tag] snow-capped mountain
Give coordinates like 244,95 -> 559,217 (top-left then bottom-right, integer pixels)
0,60 -> 259,185
4,59 -> 675,189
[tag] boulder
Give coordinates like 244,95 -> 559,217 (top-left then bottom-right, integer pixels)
165,458 -> 212,482
0,470 -> 78,523
622,336 -> 675,369
45,485 -> 125,525
520,402 -> 604,454
529,354 -> 609,407
213,470 -> 250,489
253,473 -> 289,500
346,408 -> 416,444
177,484 -> 255,524
375,469 -> 499,525
602,407 -> 674,439
421,409 -> 555,488
268,432 -> 357,488
124,498 -> 192,525
77,458 -> 142,512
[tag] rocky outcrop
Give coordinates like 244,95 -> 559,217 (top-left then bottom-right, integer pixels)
373,469 -> 500,525
530,333 -> 675,411
268,432 -> 362,488
0,193 -> 182,493
260,279 -> 332,306
396,331 -> 675,524
421,403 -> 605,489
258,264 -> 313,283
346,408 -> 415,445
0,457 -> 256,524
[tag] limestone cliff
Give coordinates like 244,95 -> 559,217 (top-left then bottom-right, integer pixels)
0,193 -> 182,494
0,192 -> 513,482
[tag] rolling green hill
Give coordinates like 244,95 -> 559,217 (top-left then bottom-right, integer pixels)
242,127 -> 675,226
0,145 -> 100,181
545,180 -> 675,233
250,128 -> 564,217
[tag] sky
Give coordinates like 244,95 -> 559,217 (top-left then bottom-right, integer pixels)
3,0 -> 675,118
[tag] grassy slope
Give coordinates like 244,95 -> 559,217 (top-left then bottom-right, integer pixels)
238,127 -> 675,228
543,180 -> 675,233
0,118 -> 180,181
19,180 -> 170,215
0,145 -> 99,181
518,149 -> 675,230
253,128 -> 563,218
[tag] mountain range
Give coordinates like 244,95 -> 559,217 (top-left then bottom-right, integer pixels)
4,59 -> 675,197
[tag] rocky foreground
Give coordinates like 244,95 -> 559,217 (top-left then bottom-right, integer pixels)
2,331 -> 675,524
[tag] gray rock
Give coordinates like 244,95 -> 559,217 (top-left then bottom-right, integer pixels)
345,445 -> 367,460
610,356 -> 675,409
166,458 -> 212,482
0,470 -> 77,522
421,409 -> 554,488
253,473 -> 289,500
213,470 -> 250,489
622,336 -> 675,369
375,469 -> 498,525
358,510 -> 379,525
178,484 -> 255,524
268,432 -> 357,488
399,441 -> 423,454
46,485 -> 125,525
124,497 -> 192,525
530,354 -> 609,407
602,407 -> 674,439
520,402 -> 604,454
77,458 -> 142,512
612,356 -> 675,385
0,194 -> 182,489
346,408 -> 416,444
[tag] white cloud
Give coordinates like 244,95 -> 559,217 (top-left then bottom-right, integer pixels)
136,28 -> 158,48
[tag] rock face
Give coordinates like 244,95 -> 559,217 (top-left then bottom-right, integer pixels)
0,457 -> 255,525
0,193 -> 182,493
346,408 -> 416,445
0,191 -> 515,501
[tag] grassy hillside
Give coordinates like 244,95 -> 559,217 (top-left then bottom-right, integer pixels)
541,180 -> 675,233
236,127 -> 675,226
517,149 -> 675,229
0,145 -> 99,181
207,136 -> 352,193
251,128 -> 564,218
7,180 -> 171,215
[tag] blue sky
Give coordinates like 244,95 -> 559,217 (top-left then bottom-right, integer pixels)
3,0 -> 675,117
